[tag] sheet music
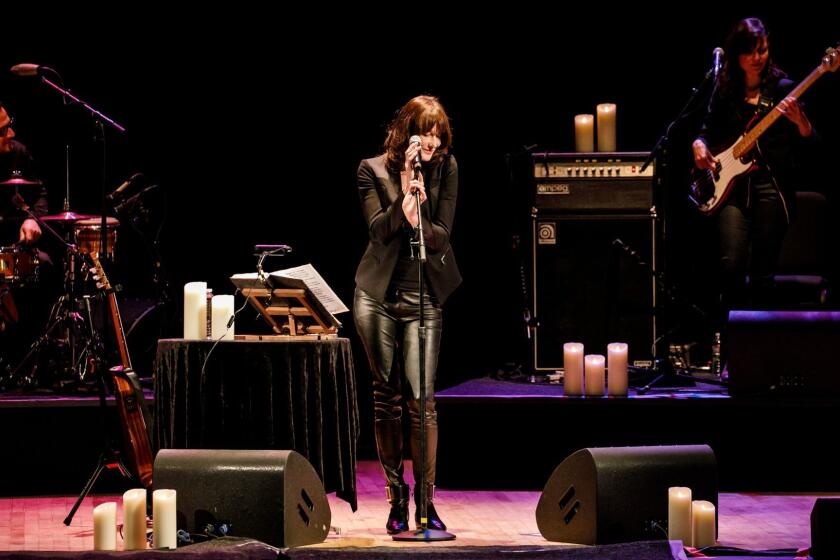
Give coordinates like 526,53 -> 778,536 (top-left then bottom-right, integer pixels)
270,264 -> 349,315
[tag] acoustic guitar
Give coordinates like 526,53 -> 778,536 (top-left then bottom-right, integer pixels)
689,45 -> 839,215
90,252 -> 154,488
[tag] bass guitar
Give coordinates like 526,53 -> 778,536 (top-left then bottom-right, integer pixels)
90,252 -> 154,488
689,45 -> 839,215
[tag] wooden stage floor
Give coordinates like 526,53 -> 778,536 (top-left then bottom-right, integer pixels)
0,460 -> 825,554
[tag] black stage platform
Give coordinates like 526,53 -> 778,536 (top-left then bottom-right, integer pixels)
435,376 -> 840,492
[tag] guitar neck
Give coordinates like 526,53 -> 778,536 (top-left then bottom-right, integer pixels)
106,292 -> 133,371
735,66 -> 824,158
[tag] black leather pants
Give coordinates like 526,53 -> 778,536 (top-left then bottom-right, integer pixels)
354,287 -> 442,488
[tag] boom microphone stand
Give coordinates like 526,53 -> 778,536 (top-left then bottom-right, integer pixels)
393,162 -> 455,542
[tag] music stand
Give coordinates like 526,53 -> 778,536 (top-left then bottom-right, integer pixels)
230,267 -> 342,340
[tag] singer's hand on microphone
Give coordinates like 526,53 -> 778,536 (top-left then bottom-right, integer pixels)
404,142 -> 421,173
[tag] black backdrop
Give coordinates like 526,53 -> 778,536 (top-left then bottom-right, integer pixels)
4,11 -> 839,455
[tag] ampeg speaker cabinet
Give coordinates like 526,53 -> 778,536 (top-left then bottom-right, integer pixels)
533,151 -> 655,212
728,310 -> 840,397
536,445 -> 717,545
154,449 -> 331,548
532,212 -> 657,370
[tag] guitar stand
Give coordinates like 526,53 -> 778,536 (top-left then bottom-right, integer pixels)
63,363 -> 134,526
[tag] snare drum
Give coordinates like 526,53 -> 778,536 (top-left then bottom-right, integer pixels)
0,246 -> 40,283
74,217 -> 119,257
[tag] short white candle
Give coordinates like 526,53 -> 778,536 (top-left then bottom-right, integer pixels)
93,502 -> 117,551
153,489 -> 177,549
211,294 -> 235,340
584,354 -> 606,396
574,114 -> 594,152
596,103 -> 617,152
183,282 -> 207,340
563,343 -> 584,396
122,488 -> 147,550
691,500 -> 716,548
667,487 -> 692,544
607,342 -> 629,396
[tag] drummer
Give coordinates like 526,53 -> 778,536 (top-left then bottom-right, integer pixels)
0,101 -> 47,246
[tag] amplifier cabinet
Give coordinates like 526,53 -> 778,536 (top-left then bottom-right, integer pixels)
532,211 -> 657,371
533,151 -> 655,212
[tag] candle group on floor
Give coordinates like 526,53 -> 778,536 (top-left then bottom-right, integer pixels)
563,342 -> 628,397
668,486 -> 717,548
92,488 -> 178,551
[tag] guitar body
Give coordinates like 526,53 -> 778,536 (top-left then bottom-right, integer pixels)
112,367 -> 154,488
688,136 -> 754,215
90,253 -> 154,489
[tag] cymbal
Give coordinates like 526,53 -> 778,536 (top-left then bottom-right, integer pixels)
0,176 -> 42,186
41,211 -> 96,222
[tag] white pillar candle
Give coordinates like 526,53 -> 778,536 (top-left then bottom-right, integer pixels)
691,500 -> 716,549
584,354 -> 606,396
667,487 -> 692,544
152,489 -> 177,549
93,502 -> 117,551
563,343 -> 584,396
183,282 -> 207,340
211,295 -> 235,340
574,114 -> 594,152
607,342 -> 629,397
122,488 -> 147,550
596,103 -> 617,152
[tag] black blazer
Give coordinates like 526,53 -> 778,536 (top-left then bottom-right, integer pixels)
354,154 -> 461,304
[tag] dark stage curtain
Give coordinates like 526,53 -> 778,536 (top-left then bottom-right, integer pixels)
154,338 -> 359,510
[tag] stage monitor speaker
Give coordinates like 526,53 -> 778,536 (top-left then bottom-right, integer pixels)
536,444 -> 717,545
532,212 -> 656,370
154,449 -> 331,548
728,310 -> 840,397
811,498 -> 840,559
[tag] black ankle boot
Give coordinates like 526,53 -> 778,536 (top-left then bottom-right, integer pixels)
385,484 -> 410,534
414,484 -> 447,531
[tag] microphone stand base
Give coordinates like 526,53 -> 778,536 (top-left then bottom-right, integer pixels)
392,528 -> 456,542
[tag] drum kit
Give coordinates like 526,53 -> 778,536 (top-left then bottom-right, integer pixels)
0,174 -> 123,390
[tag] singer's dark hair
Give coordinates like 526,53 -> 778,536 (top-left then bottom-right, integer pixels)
383,95 -> 452,175
720,17 -> 786,98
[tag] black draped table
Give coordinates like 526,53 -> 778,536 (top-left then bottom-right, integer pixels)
154,338 -> 359,510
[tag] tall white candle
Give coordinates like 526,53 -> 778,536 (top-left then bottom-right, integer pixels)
152,489 -> 177,549
596,103 -> 617,152
574,114 -> 594,152
211,294 -> 235,340
563,343 -> 584,396
667,487 -> 692,544
122,488 -> 147,550
183,282 -> 207,340
93,502 -> 117,551
584,354 -> 606,396
692,500 -> 716,548
607,342 -> 629,397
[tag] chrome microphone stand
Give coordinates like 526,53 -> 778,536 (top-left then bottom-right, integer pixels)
393,163 -> 455,542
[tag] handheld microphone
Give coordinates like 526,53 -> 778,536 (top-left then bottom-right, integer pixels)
10,63 -> 59,78
409,135 -> 422,169
712,47 -> 724,79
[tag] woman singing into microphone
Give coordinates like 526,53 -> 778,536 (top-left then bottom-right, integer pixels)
353,95 -> 461,534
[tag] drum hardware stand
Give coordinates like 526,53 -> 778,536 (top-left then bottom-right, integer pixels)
8,195 -> 107,388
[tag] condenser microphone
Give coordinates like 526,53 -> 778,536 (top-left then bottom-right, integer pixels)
712,47 -> 724,79
10,63 -> 58,78
409,135 -> 422,169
